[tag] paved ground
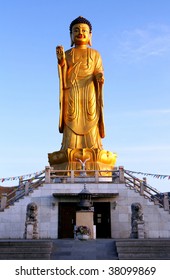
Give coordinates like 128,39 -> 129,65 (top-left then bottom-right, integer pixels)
50,239 -> 118,260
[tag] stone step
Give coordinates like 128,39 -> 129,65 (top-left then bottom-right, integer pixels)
115,239 -> 170,260
118,253 -> 170,260
0,240 -> 52,260
0,240 -> 51,247
0,247 -> 51,253
115,239 -> 170,246
117,247 -> 170,253
0,253 -> 51,260
50,239 -> 118,260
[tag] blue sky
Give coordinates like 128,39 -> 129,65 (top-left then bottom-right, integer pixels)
1,0 -> 170,192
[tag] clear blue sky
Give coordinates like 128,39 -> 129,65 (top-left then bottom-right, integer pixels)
1,0 -> 170,192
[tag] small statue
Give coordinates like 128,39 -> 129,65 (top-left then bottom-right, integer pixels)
76,158 -> 90,170
24,202 -> 39,239
75,158 -> 90,176
131,202 -> 144,238
26,202 -> 38,221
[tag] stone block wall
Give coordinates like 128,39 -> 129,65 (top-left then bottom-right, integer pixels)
110,184 -> 170,238
0,182 -> 170,239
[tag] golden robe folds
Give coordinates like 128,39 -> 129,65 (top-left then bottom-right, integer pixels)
58,47 -> 105,150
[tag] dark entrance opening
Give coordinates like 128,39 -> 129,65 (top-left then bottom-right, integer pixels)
93,202 -> 111,238
58,201 -> 111,238
58,202 -> 77,238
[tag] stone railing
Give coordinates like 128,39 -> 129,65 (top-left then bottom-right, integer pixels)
1,166 -> 169,213
44,166 -> 120,184
44,166 -> 170,212
123,168 -> 170,212
0,174 -> 45,211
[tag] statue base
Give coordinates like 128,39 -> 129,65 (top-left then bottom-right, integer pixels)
48,148 -> 117,176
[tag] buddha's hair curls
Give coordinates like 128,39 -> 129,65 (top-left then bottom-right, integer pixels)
69,16 -> 92,32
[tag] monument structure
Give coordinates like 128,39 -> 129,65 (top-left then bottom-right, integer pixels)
48,16 -> 117,173
0,17 -> 170,244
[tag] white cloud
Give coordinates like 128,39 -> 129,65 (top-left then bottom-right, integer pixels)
114,23 -> 170,61
144,109 -> 170,114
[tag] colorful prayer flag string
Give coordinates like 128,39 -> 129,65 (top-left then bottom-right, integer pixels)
126,170 -> 170,180
0,170 -> 45,183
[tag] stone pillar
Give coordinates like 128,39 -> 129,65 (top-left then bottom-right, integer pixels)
140,179 -> 146,196
119,166 -> 125,183
45,166 -> 51,183
0,193 -> 7,210
71,170 -> 74,183
137,221 -> 145,239
143,177 -> 147,184
163,193 -> 169,211
76,211 -> 94,239
95,170 -> 99,183
112,168 -> 119,183
26,223 -> 34,239
25,181 -> 30,195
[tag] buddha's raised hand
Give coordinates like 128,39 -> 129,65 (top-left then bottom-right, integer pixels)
56,46 -> 65,63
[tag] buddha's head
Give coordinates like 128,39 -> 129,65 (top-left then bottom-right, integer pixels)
70,16 -> 92,47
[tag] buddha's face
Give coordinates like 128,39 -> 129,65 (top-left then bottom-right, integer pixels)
71,23 -> 92,46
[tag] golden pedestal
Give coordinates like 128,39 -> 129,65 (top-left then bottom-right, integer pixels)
48,148 -> 117,176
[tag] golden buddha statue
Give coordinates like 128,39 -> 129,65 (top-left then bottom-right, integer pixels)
56,16 -> 105,150
48,16 -> 117,172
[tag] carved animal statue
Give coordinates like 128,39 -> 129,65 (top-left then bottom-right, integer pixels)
26,202 -> 38,222
24,202 -> 39,239
131,202 -> 144,238
131,203 -> 143,222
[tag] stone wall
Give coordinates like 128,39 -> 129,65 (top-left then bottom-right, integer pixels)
110,184 -> 170,238
0,182 -> 170,239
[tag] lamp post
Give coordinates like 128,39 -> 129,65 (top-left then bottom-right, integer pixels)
78,184 -> 92,210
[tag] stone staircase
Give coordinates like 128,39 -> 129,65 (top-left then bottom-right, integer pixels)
1,239 -> 170,260
50,239 -> 118,260
0,240 -> 52,260
115,239 -> 170,259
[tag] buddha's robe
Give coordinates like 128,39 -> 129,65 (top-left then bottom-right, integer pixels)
58,47 -> 105,150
